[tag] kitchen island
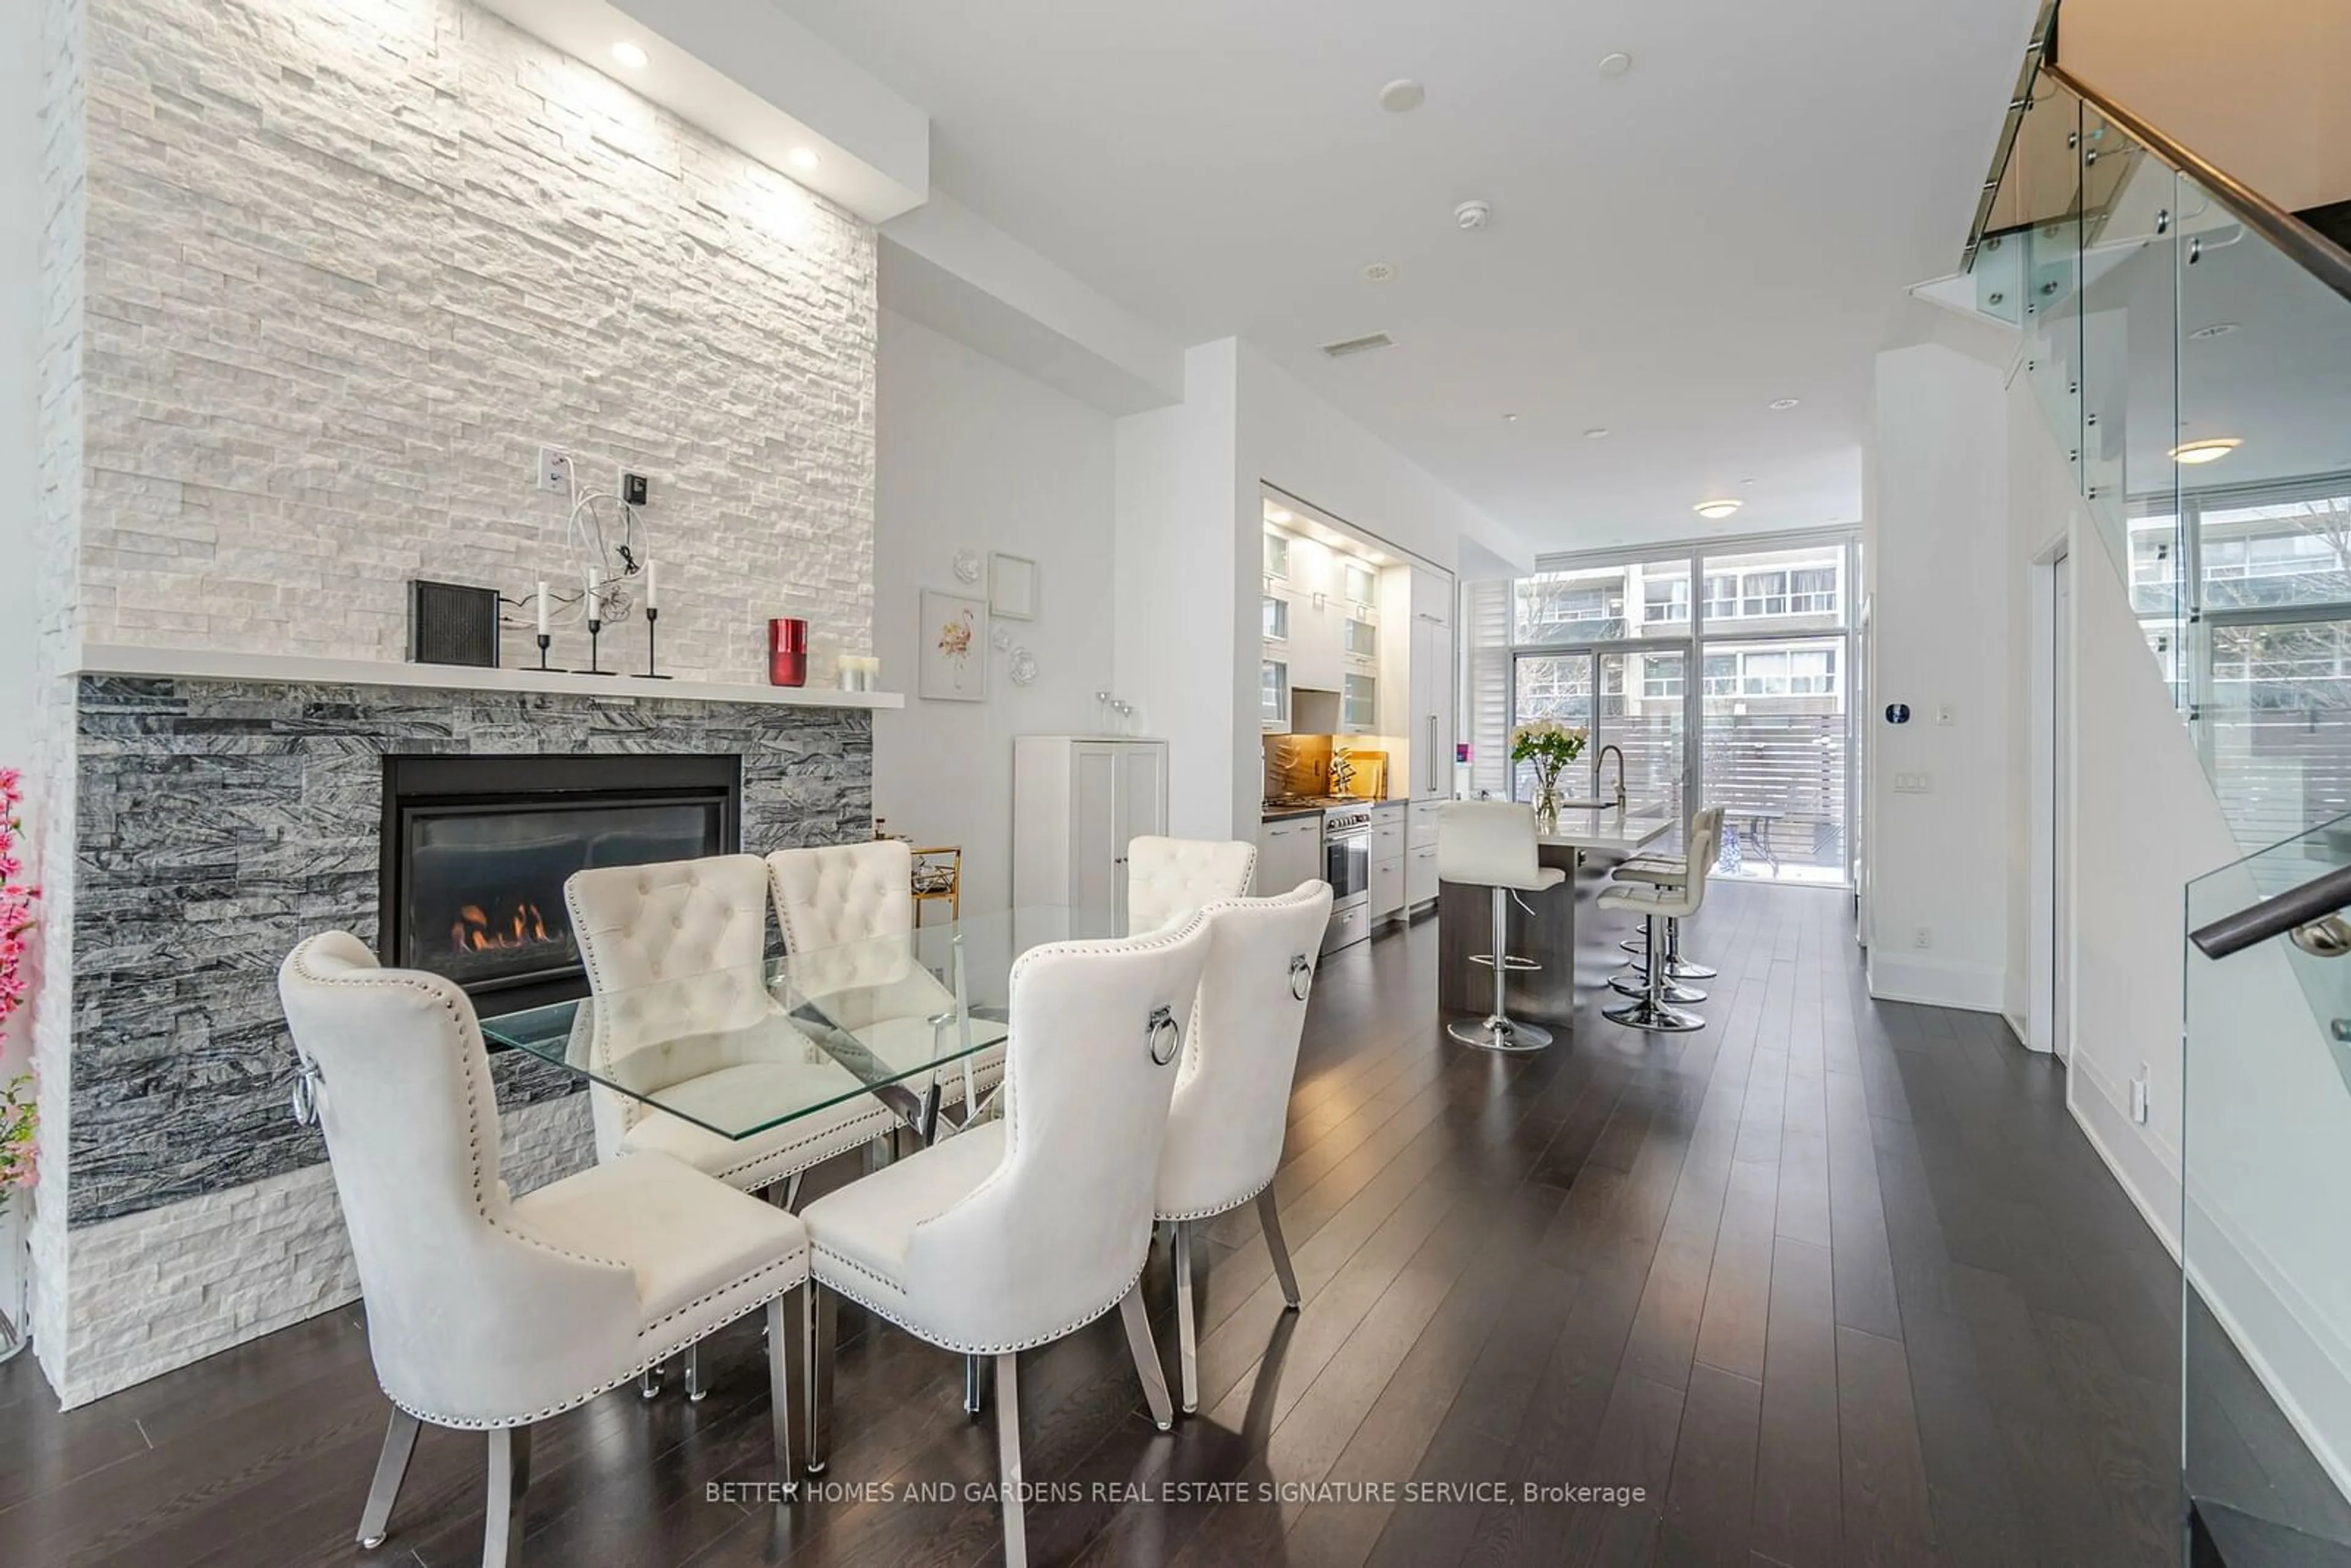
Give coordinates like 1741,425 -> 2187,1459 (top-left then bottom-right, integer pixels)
1437,805 -> 1676,1026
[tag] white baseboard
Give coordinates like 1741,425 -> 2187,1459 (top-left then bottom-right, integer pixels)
1864,951 -> 2007,1013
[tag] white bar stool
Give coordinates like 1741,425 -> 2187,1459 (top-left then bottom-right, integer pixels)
1438,801 -> 1567,1052
1611,806 -> 1726,1000
1600,810 -> 1723,1033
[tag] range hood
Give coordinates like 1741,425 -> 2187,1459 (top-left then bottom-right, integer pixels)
1291,688 -> 1341,735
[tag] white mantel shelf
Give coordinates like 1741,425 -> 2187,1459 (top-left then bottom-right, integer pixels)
67,644 -> 907,710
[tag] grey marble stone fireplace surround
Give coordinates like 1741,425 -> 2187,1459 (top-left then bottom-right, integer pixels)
68,675 -> 873,1228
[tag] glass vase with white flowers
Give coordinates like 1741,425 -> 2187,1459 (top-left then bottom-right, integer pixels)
1510,720 -> 1589,831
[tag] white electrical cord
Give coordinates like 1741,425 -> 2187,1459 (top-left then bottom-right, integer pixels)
500,459 -> 648,629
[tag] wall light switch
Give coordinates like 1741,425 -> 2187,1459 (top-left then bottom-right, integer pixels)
1935,703 -> 1955,726
2129,1070 -> 2150,1125
1892,771 -> 1933,795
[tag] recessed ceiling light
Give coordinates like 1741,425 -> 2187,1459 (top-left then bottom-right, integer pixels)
2189,323 -> 2238,340
1503,412 -> 1520,423
1694,500 -> 1743,520
1598,51 -> 1633,78
1378,78 -> 1425,113
1584,427 -> 1610,439
1265,504 -> 1295,524
1769,397 -> 1801,410
610,40 -> 649,70
788,147 -> 821,170
2170,438 -> 2242,465
1361,261 -> 1395,283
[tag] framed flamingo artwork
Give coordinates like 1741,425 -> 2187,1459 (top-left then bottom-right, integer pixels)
919,589 -> 989,701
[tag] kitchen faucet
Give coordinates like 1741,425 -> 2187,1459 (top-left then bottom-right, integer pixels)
1594,743 -> 1627,811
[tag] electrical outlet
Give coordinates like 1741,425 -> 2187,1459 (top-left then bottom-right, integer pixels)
537,445 -> 571,493
1892,771 -> 1933,794
1935,703 -> 1955,726
621,470 -> 650,508
2130,1068 -> 2150,1125
1911,925 -> 1932,950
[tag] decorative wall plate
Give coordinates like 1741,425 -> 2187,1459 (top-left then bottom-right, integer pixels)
1009,647 -> 1039,686
952,549 -> 983,584
992,625 -> 1012,651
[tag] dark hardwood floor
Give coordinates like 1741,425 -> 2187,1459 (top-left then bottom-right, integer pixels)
0,880 -> 2215,1566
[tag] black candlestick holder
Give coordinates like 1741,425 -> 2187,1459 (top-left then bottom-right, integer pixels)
642,606 -> 672,679
585,617 -> 615,675
533,632 -> 567,673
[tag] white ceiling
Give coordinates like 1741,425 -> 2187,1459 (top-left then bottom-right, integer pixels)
765,0 -> 2042,550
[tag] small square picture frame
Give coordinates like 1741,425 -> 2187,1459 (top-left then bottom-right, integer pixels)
989,552 -> 1039,621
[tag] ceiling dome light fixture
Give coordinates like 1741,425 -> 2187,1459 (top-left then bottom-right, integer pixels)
1361,261 -> 1395,283
1693,500 -> 1743,520
2189,323 -> 2238,340
1769,397 -> 1801,410
610,40 -> 650,69
788,147 -> 822,170
1378,78 -> 1426,113
1455,200 -> 1491,231
1503,412 -> 1520,423
1598,51 -> 1633,78
2170,438 -> 2242,465
1584,427 -> 1610,439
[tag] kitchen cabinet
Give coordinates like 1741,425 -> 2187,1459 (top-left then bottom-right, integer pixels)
1256,813 -> 1321,897
1409,798 -> 1445,847
1261,658 -> 1290,729
1406,842 -> 1441,907
1341,673 -> 1378,734
1408,614 -> 1454,798
1370,852 -> 1404,920
1014,737 -> 1169,928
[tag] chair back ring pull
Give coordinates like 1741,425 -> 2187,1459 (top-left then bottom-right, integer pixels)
1147,1005 -> 1181,1066
1289,954 -> 1313,1002
289,1060 -> 323,1126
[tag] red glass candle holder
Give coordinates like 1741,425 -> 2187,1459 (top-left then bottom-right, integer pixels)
768,618 -> 809,687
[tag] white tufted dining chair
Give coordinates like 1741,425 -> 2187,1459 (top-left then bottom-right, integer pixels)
797,913 -> 1213,1567
1153,879 -> 1334,1412
1125,836 -> 1258,936
277,934 -> 811,1567
566,855 -> 898,1400
765,841 -> 1005,1112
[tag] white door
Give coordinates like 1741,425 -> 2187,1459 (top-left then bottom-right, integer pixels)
2053,552 -> 2072,1065
1071,743 -> 1121,918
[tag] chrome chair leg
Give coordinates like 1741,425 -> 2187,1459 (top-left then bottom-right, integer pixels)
768,1286 -> 804,1482
639,1364 -> 661,1400
356,1408 -> 420,1549
805,1285 -> 836,1474
779,1170 -> 804,1212
965,1353 -> 986,1418
1172,1220 -> 1199,1415
1116,1283 -> 1176,1431
1256,1188 -> 1303,1310
685,1340 -> 708,1403
482,1424 -> 532,1568
995,1351 -> 1027,1568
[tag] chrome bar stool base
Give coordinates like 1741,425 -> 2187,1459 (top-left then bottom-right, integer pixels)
1603,995 -> 1705,1033
1448,1014 -> 1554,1052
1610,972 -> 1709,1005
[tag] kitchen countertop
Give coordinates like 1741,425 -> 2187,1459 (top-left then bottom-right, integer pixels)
1534,806 -> 1675,853
1261,797 -> 1410,822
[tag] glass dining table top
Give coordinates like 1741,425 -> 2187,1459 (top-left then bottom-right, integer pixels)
479,906 -> 1120,1142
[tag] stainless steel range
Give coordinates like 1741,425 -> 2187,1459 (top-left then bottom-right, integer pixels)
1321,805 -> 1374,953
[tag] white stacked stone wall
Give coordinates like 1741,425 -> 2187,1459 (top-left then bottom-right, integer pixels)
78,0 -> 877,686
28,0 -> 882,1405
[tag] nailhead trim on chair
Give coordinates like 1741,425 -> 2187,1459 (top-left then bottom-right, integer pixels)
1155,1172 -> 1275,1226
808,912 -> 1213,1357
812,1253 -> 1153,1358
289,941 -> 811,1432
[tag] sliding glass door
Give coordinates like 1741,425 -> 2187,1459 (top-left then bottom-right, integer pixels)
1478,531 -> 1858,886
1510,647 -> 1689,819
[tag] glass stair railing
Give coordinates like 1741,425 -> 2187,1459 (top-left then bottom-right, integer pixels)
2187,823 -> 2351,1566
1965,40 -> 2351,858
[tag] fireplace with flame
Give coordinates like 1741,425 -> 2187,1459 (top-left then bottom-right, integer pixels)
381,754 -> 741,1010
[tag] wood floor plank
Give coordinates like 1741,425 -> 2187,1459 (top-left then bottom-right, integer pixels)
0,883 -> 2232,1568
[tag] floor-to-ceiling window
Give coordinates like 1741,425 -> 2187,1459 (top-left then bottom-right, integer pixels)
1469,529 -> 1858,885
